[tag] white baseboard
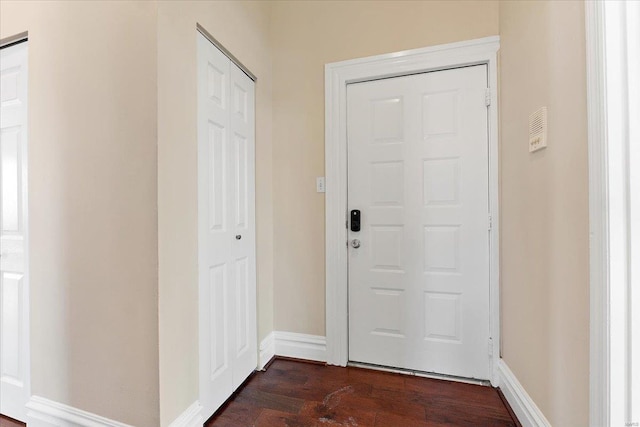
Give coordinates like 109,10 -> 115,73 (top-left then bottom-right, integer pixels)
167,401 -> 203,427
497,359 -> 551,427
273,331 -> 326,363
26,396 -> 133,427
259,332 -> 275,370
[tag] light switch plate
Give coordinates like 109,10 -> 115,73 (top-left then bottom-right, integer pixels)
316,177 -> 326,193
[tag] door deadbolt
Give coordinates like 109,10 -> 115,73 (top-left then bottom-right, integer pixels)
350,210 -> 361,232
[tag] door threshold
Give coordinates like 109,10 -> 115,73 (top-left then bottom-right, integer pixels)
347,361 -> 491,387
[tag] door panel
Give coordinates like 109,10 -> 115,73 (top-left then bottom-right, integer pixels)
0,40 -> 29,422
198,34 -> 233,415
229,62 -> 256,390
347,65 -> 490,380
198,33 -> 256,418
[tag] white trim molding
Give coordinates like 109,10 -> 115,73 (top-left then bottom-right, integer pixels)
273,331 -> 326,363
26,396 -> 133,427
587,1 -> 640,425
259,332 -> 276,370
259,331 -> 327,366
324,36 -> 501,385
585,1 -> 610,426
168,401 -> 203,427
497,360 -> 551,427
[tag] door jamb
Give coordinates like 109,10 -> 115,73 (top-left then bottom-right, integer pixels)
324,36 -> 501,385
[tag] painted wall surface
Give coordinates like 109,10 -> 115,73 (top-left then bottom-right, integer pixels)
270,0 -> 499,335
0,1 -> 159,426
499,1 -> 589,425
157,1 -> 273,425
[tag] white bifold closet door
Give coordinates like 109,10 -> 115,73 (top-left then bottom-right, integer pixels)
0,40 -> 29,422
197,33 -> 257,417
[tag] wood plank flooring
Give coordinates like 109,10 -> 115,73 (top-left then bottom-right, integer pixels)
0,414 -> 24,427
206,358 -> 520,427
1,358 -> 519,427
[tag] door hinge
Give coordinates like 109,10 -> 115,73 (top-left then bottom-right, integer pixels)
485,88 -> 491,107
488,337 -> 494,356
488,215 -> 493,231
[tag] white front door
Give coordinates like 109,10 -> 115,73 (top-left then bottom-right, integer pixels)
347,65 -> 490,380
0,40 -> 29,421
197,33 -> 257,417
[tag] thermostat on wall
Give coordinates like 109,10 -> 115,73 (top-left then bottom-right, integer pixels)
529,107 -> 548,152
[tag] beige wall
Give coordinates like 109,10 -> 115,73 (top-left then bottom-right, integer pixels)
270,0 -> 499,335
499,1 -> 589,425
0,1 -> 159,426
157,1 -> 273,425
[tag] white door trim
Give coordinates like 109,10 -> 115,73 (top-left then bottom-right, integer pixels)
324,36 -> 501,385
586,1 -> 640,425
585,2 -> 609,425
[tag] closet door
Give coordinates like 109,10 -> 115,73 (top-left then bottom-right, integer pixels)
0,40 -> 30,422
228,62 -> 256,390
197,32 -> 256,417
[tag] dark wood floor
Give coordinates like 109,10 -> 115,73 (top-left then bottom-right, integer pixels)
0,414 -> 24,427
206,358 -> 520,427
1,359 -> 519,427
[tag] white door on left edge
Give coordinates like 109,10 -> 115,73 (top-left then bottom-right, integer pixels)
197,33 -> 257,418
0,40 -> 29,422
347,65 -> 490,380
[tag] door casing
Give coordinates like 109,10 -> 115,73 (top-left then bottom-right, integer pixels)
324,36 -> 500,386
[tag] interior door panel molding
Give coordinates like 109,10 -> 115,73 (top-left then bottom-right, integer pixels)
324,36 -> 500,385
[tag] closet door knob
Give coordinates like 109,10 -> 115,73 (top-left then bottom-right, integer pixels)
236,235 -> 242,240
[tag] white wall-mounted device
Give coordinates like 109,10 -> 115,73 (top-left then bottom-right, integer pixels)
529,106 -> 548,152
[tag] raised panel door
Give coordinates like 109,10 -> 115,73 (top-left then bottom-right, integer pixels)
0,40 -> 29,422
347,65 -> 490,380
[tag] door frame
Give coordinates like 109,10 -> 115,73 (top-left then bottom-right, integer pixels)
585,3 -> 608,424
0,33 -> 30,421
585,1 -> 640,424
324,36 -> 500,385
